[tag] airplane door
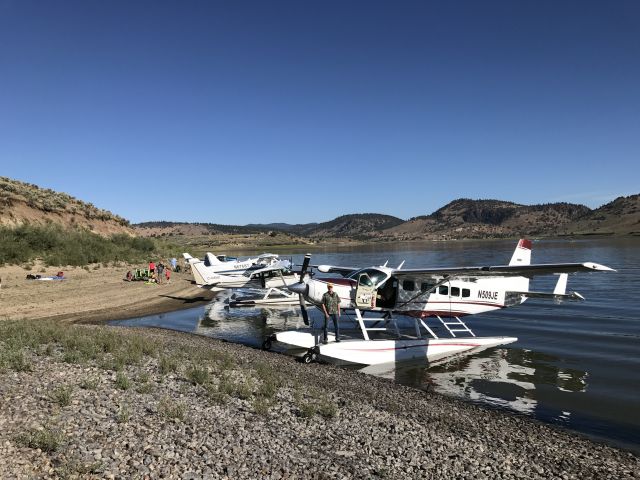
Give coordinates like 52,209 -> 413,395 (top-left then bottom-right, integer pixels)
355,273 -> 376,308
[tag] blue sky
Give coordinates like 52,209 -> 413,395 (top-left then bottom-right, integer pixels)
1,1 -> 638,224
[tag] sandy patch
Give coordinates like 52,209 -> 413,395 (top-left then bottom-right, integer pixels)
0,264 -> 215,323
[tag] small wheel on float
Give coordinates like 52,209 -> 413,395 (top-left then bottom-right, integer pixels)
302,352 -> 313,364
262,338 -> 272,351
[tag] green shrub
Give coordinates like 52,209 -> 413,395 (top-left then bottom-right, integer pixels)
116,404 -> 131,423
0,223 -> 161,266
158,355 -> 179,375
252,397 -> 272,416
186,366 -> 210,385
50,385 -> 73,407
2,349 -> 32,372
80,377 -> 99,390
115,372 -> 131,390
159,397 -> 187,421
16,426 -> 64,452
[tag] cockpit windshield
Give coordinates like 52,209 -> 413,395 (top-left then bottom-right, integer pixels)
348,268 -> 388,287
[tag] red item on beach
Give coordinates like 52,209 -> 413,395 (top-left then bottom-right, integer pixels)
166,269 -> 171,280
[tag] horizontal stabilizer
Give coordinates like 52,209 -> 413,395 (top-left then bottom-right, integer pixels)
182,253 -> 201,265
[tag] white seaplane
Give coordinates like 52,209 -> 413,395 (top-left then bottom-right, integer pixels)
190,257 -> 300,291
183,252 -> 283,276
264,239 -> 615,365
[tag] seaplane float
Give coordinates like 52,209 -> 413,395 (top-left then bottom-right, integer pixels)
263,239 -> 615,366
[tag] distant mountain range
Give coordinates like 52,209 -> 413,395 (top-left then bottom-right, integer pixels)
2,176 -> 637,240
136,196 -> 640,240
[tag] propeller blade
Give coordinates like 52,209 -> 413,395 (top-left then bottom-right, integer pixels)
300,253 -> 311,279
299,293 -> 310,326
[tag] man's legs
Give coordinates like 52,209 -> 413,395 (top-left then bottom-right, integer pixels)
331,314 -> 340,341
323,315 -> 328,343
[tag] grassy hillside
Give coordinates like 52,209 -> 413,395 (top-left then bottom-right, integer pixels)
383,199 -> 596,239
561,194 -> 640,235
0,177 -> 131,235
0,224 -> 158,266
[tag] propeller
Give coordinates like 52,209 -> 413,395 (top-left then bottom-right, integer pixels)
289,253 -> 311,325
288,253 -> 311,294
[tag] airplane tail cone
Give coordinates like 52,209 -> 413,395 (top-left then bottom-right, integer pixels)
288,282 -> 308,295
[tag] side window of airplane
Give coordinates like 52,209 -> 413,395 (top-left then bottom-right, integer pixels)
462,288 -> 471,298
353,269 -> 387,287
421,282 -> 436,292
438,286 -> 449,296
358,274 -> 373,287
450,286 -> 460,297
402,280 -> 415,291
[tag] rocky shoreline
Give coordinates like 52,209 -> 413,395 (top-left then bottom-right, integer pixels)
0,321 -> 637,479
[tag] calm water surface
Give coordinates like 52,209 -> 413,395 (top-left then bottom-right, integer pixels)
113,238 -> 640,452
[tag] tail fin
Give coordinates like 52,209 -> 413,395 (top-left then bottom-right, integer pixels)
553,273 -> 568,295
509,239 -> 532,266
509,239 -> 531,296
204,252 -> 221,266
190,261 -> 208,287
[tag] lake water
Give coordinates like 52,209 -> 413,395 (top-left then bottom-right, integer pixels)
112,238 -> 640,453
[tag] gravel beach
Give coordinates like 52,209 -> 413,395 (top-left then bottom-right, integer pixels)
0,323 -> 637,479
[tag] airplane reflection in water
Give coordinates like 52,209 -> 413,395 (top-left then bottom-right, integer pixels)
194,290 -> 310,345
198,298 -> 590,423
362,348 -> 588,419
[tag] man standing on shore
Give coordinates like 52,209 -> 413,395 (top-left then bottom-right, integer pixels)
321,283 -> 341,344
157,261 -> 164,284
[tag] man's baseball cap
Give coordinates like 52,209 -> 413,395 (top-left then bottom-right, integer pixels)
327,283 -> 334,288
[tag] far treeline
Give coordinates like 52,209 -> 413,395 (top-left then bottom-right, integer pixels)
0,224 -> 165,266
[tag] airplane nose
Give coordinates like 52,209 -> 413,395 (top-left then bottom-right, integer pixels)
288,282 -> 308,295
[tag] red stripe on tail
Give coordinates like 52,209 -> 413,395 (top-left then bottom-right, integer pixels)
518,239 -> 532,250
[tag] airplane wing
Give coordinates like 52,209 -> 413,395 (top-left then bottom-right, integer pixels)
248,260 -> 292,277
315,265 -> 359,276
390,262 -> 615,279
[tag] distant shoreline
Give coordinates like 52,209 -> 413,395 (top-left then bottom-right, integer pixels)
179,232 -> 640,256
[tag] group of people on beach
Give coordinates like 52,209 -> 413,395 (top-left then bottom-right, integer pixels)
124,257 -> 178,284
148,258 -> 178,284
